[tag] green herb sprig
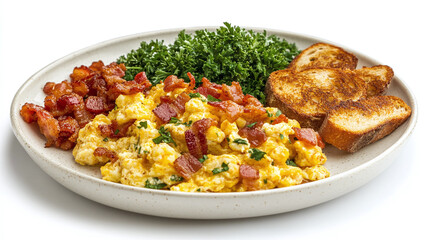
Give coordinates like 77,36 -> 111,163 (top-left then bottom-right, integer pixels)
117,22 -> 300,103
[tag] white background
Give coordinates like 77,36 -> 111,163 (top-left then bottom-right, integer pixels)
1,0 -> 427,239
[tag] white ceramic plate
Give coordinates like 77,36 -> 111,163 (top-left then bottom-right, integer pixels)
10,26 -> 417,219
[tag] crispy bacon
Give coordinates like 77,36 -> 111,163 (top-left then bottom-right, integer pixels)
272,114 -> 289,125
239,164 -> 260,191
153,103 -> 178,123
292,127 -> 325,148
174,153 -> 203,180
195,77 -> 222,98
208,100 -> 243,123
57,116 -> 79,150
238,122 -> 267,147
164,75 -> 188,92
99,119 -> 136,138
219,81 -> 245,104
93,147 -> 118,162
153,92 -> 191,123
85,96 -> 107,114
21,60 -> 152,150
185,118 -> 217,159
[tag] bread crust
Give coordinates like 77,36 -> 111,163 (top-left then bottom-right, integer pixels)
288,43 -> 358,72
318,96 -> 411,152
265,68 -> 367,130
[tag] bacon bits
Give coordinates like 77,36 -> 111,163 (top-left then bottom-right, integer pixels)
99,119 -> 136,138
292,127 -> 325,148
93,147 -> 118,162
238,122 -> 267,147
185,118 -> 217,159
239,164 -> 260,191
174,153 -> 203,180
20,60 -> 151,150
153,92 -> 191,123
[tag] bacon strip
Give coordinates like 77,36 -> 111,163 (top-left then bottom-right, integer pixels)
185,118 -> 217,159
238,122 -> 267,147
174,153 -> 203,180
93,147 -> 118,162
99,119 -> 136,138
239,164 -> 260,191
153,92 -> 191,123
292,127 -> 325,148
208,100 -> 243,123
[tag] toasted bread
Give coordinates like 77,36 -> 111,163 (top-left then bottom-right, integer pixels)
288,43 -> 358,72
265,68 -> 367,130
318,95 -> 411,152
354,65 -> 394,96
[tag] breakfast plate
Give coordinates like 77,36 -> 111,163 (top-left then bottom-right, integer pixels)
10,26 -> 417,219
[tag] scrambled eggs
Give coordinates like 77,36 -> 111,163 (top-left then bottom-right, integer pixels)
73,82 -> 329,192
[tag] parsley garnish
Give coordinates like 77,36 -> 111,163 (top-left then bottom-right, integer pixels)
170,175 -> 184,182
206,95 -> 221,102
247,122 -> 257,128
137,121 -> 148,129
117,22 -> 300,103
266,110 -> 273,118
233,138 -> 248,145
153,126 -> 176,146
169,117 -> 192,127
199,155 -> 208,163
286,159 -> 298,167
275,109 -> 282,117
144,177 -> 167,189
279,133 -> 285,140
249,148 -> 266,161
103,137 -> 109,142
212,162 -> 229,175
114,129 -> 120,135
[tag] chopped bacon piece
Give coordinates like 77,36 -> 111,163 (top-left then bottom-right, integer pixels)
185,118 -> 217,159
238,122 -> 267,147
70,65 -> 93,82
153,91 -> 190,123
174,153 -> 203,180
187,72 -> 196,90
153,103 -> 178,123
195,77 -> 222,98
85,96 -> 106,114
71,80 -> 89,96
73,104 -> 94,128
292,127 -> 325,148
219,81 -> 245,104
272,114 -> 289,124
208,100 -> 243,123
93,147 -> 118,162
35,108 -> 60,148
20,103 -> 43,123
88,60 -> 104,73
98,119 -> 136,138
102,62 -> 126,86
239,164 -> 260,191
164,75 -> 188,92
134,71 -> 148,84
57,116 -> 79,150
43,82 -> 56,95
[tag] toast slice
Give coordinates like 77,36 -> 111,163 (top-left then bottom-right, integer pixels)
354,65 -> 394,96
318,95 -> 411,152
288,43 -> 358,72
265,68 -> 367,130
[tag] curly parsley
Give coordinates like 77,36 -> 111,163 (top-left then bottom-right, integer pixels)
117,22 -> 300,103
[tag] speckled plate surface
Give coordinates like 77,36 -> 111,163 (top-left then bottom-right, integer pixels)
10,26 -> 417,219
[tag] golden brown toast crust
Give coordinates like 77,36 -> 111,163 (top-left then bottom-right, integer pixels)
318,95 -> 411,152
288,43 -> 358,72
354,65 -> 394,96
265,68 -> 367,130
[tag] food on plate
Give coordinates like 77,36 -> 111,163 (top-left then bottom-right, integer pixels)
20,61 -> 152,150
319,95 -> 412,152
354,65 -> 394,97
265,42 -> 409,152
73,73 -> 329,192
288,42 -> 358,72
117,22 -> 300,103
